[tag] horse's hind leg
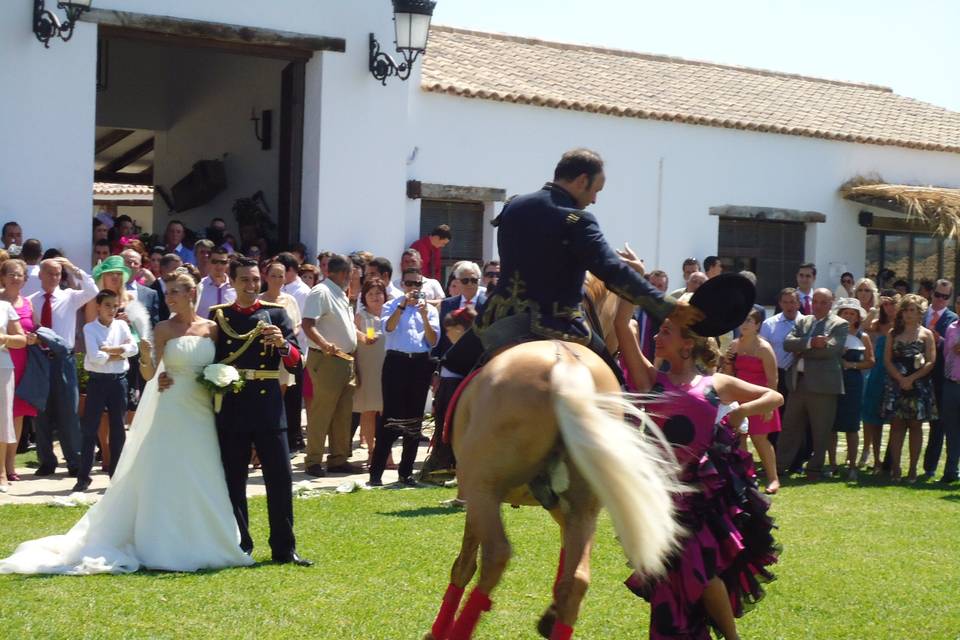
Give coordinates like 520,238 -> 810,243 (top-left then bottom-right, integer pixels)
447,490 -> 511,640
424,521 -> 480,640
547,477 -> 601,639
536,508 -> 567,638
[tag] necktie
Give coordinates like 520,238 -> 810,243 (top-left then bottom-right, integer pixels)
217,284 -> 222,305
41,292 -> 53,329
802,294 -> 812,315
929,311 -> 940,331
811,318 -> 826,338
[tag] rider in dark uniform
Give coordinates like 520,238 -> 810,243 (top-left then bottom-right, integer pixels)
444,148 -> 700,376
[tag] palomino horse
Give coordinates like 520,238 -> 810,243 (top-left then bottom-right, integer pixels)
424,276 -> 681,640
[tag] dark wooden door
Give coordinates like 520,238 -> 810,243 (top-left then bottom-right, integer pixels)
718,218 -> 805,305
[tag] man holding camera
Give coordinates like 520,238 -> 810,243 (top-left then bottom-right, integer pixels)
368,267 -> 440,486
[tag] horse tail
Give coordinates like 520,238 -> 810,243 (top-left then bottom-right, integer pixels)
550,358 -> 681,578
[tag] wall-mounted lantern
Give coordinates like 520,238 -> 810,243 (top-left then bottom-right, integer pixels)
33,0 -> 92,48
369,0 -> 437,85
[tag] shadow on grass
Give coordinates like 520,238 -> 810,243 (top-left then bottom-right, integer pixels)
377,505 -> 460,518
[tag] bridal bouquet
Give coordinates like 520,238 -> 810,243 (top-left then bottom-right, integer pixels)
197,364 -> 245,413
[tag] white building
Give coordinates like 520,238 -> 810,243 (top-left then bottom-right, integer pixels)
3,3 -> 960,303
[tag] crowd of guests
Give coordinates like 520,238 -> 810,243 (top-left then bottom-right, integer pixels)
656,257 -> 960,491
3,211 -> 958,496
0,217 -> 501,492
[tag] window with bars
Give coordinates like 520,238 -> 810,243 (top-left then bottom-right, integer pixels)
419,199 -> 485,284
717,218 -> 806,305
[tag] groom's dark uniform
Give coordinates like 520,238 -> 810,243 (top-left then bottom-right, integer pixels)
210,300 -> 301,560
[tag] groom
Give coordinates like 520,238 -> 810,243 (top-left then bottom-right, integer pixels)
209,257 -> 311,566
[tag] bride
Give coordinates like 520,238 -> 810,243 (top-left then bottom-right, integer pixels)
0,271 -> 253,574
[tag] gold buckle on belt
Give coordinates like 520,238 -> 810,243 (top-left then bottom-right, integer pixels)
236,369 -> 280,381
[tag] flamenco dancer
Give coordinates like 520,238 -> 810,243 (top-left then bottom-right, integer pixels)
615,273 -> 782,640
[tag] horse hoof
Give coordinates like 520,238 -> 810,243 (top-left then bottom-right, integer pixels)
536,604 -> 557,639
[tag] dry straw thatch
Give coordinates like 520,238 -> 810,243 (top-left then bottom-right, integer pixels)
840,176 -> 960,239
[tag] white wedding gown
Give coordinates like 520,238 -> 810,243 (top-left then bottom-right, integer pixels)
0,336 -> 254,574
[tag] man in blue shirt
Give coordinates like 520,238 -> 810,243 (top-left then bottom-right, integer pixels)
163,220 -> 196,266
760,287 -> 804,418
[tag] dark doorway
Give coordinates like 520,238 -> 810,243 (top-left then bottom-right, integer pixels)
718,218 -> 805,305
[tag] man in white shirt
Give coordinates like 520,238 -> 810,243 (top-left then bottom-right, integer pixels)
275,251 -> 310,452
365,257 -> 404,301
796,262 -> 817,316
196,246 -> 236,318
2,221 -> 23,250
27,257 -> 99,476
20,238 -> 43,298
301,254 -> 367,477
394,248 -> 445,304
277,252 -> 311,312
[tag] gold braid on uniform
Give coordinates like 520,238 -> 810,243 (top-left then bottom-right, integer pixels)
214,308 -> 267,365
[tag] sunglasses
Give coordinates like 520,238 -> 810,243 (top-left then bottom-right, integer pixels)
934,291 -> 951,300
404,280 -> 423,288
211,258 -> 229,265
484,272 -> 499,278
459,277 -> 479,285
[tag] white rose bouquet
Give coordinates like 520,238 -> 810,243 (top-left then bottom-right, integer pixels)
197,363 -> 245,413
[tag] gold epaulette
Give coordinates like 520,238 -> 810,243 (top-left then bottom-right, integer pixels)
258,301 -> 284,308
564,211 -> 582,225
208,303 -> 232,311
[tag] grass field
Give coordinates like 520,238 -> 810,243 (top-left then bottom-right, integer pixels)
2,473 -> 959,640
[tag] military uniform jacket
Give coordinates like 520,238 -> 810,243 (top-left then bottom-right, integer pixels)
209,301 -> 299,432
479,183 -> 676,342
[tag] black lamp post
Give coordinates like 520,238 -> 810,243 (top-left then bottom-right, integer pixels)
33,0 -> 92,47
369,0 -> 437,85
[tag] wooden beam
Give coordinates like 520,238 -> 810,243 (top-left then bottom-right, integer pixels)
94,171 -> 154,186
100,138 -> 154,174
407,181 -> 507,202
94,129 -> 134,154
85,11 -> 345,61
709,204 -> 826,223
842,194 -> 906,215
861,213 -> 938,234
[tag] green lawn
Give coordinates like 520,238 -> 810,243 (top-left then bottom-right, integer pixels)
1,476 -> 959,639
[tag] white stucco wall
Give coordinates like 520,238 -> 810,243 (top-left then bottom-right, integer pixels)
0,1 -> 97,267
408,90 -> 960,293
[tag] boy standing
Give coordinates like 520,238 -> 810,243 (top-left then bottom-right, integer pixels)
75,290 -> 138,492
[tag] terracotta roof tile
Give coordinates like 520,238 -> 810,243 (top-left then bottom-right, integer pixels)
422,26 -> 960,153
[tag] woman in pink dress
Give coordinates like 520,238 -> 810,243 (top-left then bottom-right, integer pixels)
723,308 -> 782,494
615,289 -> 782,640
0,259 -> 38,482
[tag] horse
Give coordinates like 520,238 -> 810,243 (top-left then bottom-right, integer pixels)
424,276 -> 682,640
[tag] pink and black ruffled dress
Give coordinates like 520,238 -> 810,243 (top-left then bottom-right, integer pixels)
625,372 -> 780,639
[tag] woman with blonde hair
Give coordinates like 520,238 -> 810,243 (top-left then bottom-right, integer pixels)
854,278 -> 879,325
882,294 -> 936,482
0,269 -> 254,573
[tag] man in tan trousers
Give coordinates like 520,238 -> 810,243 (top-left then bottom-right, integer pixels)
301,254 -> 367,476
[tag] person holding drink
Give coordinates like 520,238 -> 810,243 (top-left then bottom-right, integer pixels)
354,279 -> 387,467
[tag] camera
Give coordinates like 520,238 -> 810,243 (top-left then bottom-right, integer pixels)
415,291 -> 427,300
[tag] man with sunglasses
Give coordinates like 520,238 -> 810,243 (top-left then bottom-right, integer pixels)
481,260 -> 500,291
196,246 -> 236,318
922,278 -> 957,479
435,262 -> 486,359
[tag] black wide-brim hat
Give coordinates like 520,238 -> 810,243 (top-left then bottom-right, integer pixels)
688,273 -> 756,337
